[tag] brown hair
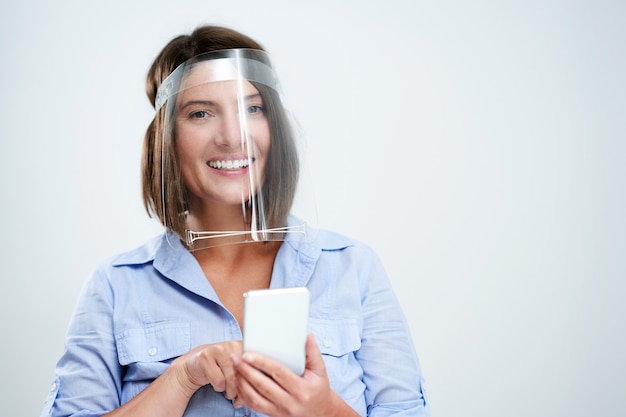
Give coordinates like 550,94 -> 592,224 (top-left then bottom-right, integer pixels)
141,26 -> 299,241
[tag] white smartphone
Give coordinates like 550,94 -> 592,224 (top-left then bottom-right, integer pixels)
243,287 -> 310,375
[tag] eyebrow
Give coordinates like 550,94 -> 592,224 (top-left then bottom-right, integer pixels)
180,100 -> 216,110
180,93 -> 262,110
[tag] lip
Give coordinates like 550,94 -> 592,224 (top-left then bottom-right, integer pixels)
206,155 -> 255,176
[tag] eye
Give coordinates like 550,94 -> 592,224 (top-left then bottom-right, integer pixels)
247,105 -> 265,115
189,110 -> 210,119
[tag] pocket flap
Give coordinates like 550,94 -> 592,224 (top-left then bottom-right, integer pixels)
116,322 -> 191,365
309,318 -> 361,357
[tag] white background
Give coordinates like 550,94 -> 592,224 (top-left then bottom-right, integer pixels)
1,1 -> 625,416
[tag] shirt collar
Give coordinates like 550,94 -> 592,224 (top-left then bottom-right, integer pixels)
109,215 -> 352,296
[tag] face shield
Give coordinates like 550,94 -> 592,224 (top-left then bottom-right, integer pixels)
154,49 -> 307,250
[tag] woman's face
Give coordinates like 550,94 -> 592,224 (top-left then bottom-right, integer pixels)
174,74 -> 271,211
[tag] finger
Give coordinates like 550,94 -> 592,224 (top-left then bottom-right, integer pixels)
219,356 -> 238,400
234,358 -> 281,415
240,352 -> 300,393
217,343 -> 243,399
195,349 -> 226,392
304,333 -> 327,376
196,343 -> 241,395
232,395 -> 243,409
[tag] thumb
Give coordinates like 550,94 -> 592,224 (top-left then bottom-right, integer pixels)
304,333 -> 326,376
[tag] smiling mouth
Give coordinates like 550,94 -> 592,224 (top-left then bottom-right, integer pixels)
207,158 -> 253,170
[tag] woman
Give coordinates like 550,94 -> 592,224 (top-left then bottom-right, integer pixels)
41,25 -> 429,417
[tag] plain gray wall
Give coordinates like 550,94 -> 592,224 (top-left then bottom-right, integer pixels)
1,1 -> 625,416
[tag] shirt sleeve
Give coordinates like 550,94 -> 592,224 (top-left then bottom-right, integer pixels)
45,266 -> 123,417
355,246 -> 430,417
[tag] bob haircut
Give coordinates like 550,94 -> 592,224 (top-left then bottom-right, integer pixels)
141,26 -> 299,242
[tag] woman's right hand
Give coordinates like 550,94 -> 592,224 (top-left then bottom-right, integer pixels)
104,341 -> 244,417
170,340 -> 243,401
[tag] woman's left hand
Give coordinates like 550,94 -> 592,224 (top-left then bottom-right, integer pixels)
232,334 -> 355,417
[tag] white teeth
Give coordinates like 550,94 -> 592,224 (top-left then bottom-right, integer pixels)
208,158 -> 251,170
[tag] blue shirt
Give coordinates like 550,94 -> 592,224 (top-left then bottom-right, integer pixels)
41,220 -> 429,417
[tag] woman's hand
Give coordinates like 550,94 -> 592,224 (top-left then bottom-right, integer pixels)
170,340 -> 243,402
232,334 -> 358,417
105,340 -> 244,417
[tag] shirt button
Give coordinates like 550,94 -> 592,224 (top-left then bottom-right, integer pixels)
148,347 -> 157,356
323,338 -> 331,348
49,383 -> 57,392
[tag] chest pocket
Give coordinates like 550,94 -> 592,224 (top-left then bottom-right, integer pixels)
309,317 -> 365,404
309,318 -> 361,357
115,322 -> 191,381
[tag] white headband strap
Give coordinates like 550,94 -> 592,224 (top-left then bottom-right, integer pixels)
154,50 -> 279,111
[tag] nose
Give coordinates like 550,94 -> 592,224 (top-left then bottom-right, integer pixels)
215,111 -> 245,148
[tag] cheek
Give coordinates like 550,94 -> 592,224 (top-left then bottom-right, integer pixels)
174,141 -> 190,170
174,127 -> 201,161
254,121 -> 272,154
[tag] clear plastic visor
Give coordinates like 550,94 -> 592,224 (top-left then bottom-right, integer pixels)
157,49 -> 306,250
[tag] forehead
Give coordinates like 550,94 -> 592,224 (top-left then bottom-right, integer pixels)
181,60 -> 244,88
176,79 -> 260,105
178,61 -> 260,100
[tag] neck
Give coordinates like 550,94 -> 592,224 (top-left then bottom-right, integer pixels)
186,203 -> 252,232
